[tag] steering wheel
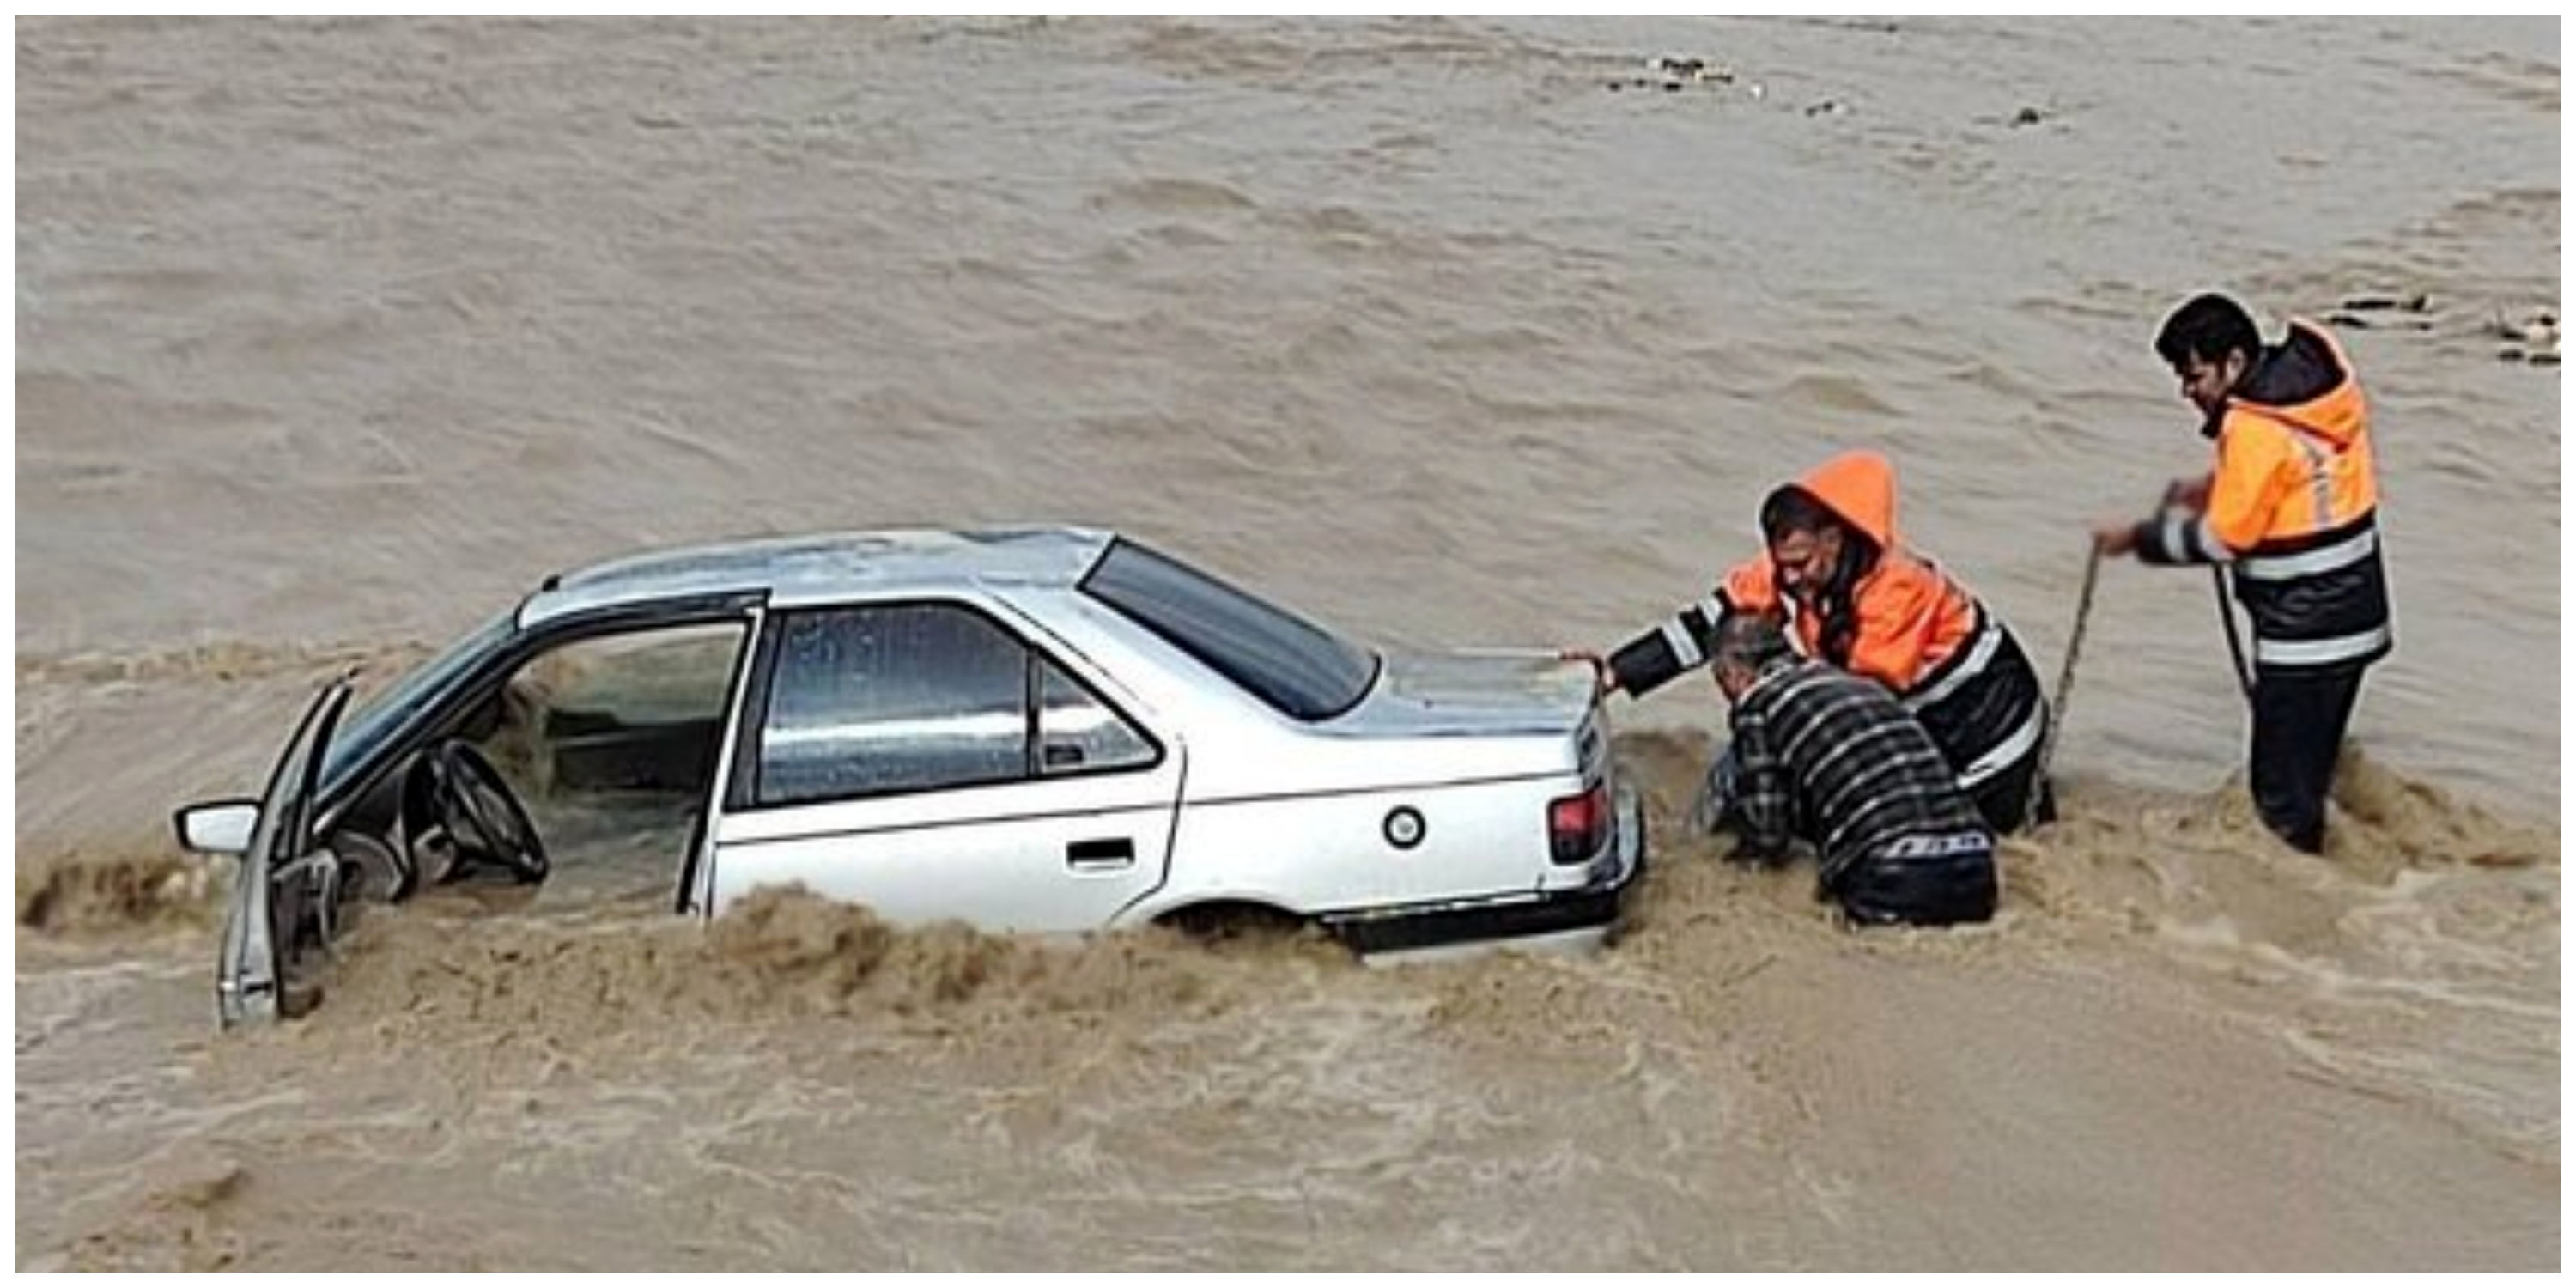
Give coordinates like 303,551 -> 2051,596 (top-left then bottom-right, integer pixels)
424,740 -> 549,884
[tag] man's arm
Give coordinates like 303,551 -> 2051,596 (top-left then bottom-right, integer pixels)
2098,422 -> 2291,564
1601,595 -> 1728,697
2194,419 -> 2296,554
2126,507 -> 2233,567
1587,556 -> 1783,698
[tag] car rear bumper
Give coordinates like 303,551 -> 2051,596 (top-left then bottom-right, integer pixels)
1326,784 -> 1646,957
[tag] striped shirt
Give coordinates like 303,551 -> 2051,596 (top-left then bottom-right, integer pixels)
1729,657 -> 1992,886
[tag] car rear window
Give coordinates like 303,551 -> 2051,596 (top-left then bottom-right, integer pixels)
1079,539 -> 1379,722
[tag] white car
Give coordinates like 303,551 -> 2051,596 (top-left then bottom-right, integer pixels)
175,528 -> 1645,1026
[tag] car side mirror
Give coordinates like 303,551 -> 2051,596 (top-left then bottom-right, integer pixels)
174,799 -> 261,857
1042,742 -> 1087,770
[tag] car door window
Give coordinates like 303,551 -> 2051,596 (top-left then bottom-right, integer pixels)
758,604 -> 1030,805
473,621 -> 750,903
492,623 -> 748,796
1036,658 -> 1157,775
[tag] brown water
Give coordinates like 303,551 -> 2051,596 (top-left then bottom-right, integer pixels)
15,16 -> 2560,1270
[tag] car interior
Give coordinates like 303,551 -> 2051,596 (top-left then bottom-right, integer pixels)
325,622 -> 751,914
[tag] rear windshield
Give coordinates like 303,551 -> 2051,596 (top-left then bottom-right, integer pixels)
1079,539 -> 1379,722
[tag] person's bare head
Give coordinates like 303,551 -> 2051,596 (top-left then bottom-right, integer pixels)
1710,611 -> 1795,700
2155,292 -> 2263,419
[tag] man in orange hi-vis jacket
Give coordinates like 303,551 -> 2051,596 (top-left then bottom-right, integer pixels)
2094,293 -> 2392,855
1591,449 -> 2053,836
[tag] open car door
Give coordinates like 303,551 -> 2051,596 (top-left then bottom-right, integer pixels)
195,678 -> 352,1028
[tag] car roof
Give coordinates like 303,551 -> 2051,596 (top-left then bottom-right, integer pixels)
518,526 -> 1116,629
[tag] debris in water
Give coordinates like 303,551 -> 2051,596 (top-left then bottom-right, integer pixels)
2486,307 -> 2559,364
2324,291 -> 2433,331
2011,105 -> 2047,126
1606,55 -> 1747,96
1649,55 -> 1732,83
2325,310 -> 2433,331
2336,291 -> 2433,313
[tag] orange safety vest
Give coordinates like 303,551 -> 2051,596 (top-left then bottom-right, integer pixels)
2208,321 -> 2381,552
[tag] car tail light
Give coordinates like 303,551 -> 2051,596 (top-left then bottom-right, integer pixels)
1548,781 -> 1611,865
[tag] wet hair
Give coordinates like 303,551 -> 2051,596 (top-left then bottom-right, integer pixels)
1711,611 -> 1794,675
2155,293 -> 2262,371
1759,486 -> 1839,544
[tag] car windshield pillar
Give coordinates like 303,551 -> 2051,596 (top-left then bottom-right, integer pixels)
321,609 -> 519,788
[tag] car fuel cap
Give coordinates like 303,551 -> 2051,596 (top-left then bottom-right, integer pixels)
1383,806 -> 1425,850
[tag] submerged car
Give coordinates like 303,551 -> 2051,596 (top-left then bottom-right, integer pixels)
175,527 -> 1645,1026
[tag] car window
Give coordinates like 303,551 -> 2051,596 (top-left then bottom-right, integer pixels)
1036,658 -> 1156,775
502,623 -> 745,759
1078,538 -> 1379,721
756,604 -> 1030,805
477,621 -> 750,901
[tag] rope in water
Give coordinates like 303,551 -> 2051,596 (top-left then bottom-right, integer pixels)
2026,546 -> 2101,831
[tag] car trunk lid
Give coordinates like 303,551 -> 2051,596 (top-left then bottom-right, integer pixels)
1331,647 -> 1598,741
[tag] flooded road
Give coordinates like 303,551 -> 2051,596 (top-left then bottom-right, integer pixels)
16,17 -> 2559,1269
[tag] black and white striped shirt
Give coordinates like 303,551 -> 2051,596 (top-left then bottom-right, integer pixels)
1729,657 -> 1992,885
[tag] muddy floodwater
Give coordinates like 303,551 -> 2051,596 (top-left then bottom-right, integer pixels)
16,17 -> 2559,1270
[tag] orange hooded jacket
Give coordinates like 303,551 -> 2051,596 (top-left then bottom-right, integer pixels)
2207,320 -> 2379,553
1717,450 -> 1978,694
2134,318 -> 2391,671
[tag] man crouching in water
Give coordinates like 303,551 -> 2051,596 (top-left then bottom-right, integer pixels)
1708,611 -> 1999,927
1591,449 -> 2053,834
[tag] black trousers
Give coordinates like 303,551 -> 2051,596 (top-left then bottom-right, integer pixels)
1832,836 -> 1999,927
2249,664 -> 2367,854
1965,744 -> 2054,835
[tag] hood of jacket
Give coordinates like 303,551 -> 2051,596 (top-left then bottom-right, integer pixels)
1768,448 -> 1899,550
2220,319 -> 2365,445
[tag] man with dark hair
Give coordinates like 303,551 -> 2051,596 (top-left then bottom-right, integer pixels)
1707,611 -> 1998,927
2093,292 -> 2392,854
1586,449 -> 2053,833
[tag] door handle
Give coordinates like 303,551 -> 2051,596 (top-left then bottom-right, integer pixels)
1066,837 -> 1134,871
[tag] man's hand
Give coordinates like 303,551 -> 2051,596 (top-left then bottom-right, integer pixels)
2091,519 -> 2140,558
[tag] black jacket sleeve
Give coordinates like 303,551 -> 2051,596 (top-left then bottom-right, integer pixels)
1607,597 -> 1728,697
2132,509 -> 2233,568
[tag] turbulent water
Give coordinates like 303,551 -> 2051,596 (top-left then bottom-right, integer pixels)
15,16 -> 2560,1270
